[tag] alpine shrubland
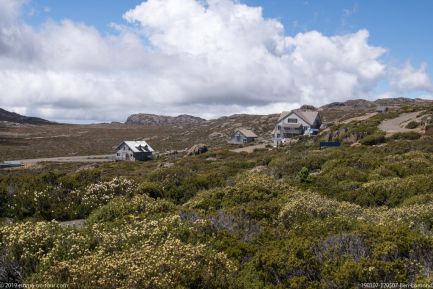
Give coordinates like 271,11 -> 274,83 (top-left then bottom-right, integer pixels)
1,106 -> 433,288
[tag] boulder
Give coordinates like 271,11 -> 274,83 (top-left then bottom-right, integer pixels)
187,144 -> 208,156
250,165 -> 267,173
208,131 -> 226,139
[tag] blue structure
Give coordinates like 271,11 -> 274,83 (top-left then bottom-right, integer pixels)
320,141 -> 341,148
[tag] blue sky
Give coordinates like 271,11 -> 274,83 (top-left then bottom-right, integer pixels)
1,0 -> 432,122
24,0 -> 433,71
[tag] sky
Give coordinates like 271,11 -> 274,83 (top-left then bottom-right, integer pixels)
1,0 -> 432,123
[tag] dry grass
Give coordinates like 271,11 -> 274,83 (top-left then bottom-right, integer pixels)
0,114 -> 277,161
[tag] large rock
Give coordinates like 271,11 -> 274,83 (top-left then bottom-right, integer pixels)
186,144 -> 208,156
208,131 -> 226,139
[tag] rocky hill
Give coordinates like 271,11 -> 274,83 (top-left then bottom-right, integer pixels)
322,97 -> 433,109
125,113 -> 206,125
319,97 -> 433,122
0,108 -> 53,124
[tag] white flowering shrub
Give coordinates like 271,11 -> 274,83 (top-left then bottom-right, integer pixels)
79,177 -> 138,211
5,177 -> 140,221
0,215 -> 236,289
0,221 -> 93,275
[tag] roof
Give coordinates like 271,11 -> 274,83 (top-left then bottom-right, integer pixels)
235,128 -> 258,138
277,111 -> 291,122
376,106 -> 389,111
116,141 -> 154,153
277,109 -> 319,126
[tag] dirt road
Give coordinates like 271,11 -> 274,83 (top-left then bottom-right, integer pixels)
14,154 -> 115,164
378,111 -> 423,135
340,112 -> 378,124
230,144 -> 267,153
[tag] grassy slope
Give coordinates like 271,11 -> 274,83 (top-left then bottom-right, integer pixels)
0,114 -> 278,161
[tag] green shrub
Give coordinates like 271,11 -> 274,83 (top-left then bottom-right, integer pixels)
426,124 -> 433,136
297,167 -> 312,183
137,181 -> 164,199
405,121 -> 419,129
87,194 -> 174,224
390,131 -> 421,140
360,134 -> 386,146
359,175 -> 433,207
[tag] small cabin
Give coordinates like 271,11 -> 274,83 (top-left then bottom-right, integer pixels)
228,128 -> 258,145
115,141 -> 154,161
376,106 -> 389,113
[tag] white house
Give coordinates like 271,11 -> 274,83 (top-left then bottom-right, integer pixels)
115,141 -> 154,161
272,109 -> 321,145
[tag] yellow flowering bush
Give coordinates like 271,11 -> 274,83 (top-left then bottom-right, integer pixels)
86,194 -> 174,223
1,214 -> 236,289
279,190 -> 433,230
360,175 -> 433,207
37,239 -> 235,289
0,221 -> 93,275
279,190 -> 364,227
186,172 -> 292,210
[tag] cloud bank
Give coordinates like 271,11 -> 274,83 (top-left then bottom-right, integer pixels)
0,0 -> 432,122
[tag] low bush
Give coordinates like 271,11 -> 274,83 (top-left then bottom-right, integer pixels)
405,121 -> 419,129
359,133 -> 386,146
0,217 -> 237,289
389,131 -> 422,140
86,194 -> 174,224
426,124 -> 433,136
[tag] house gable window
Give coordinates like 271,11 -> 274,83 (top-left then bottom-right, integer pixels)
287,118 -> 297,123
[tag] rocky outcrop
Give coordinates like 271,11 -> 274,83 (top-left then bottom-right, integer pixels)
186,144 -> 208,156
208,131 -> 226,139
322,128 -> 367,143
300,105 -> 317,111
125,113 -> 206,125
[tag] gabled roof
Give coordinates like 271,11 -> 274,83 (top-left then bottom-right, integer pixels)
376,106 -> 389,111
277,109 -> 319,126
116,141 -> 154,153
277,111 -> 291,122
235,128 -> 258,138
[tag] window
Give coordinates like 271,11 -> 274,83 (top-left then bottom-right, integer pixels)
287,118 -> 297,123
277,125 -> 281,130
117,153 -> 120,156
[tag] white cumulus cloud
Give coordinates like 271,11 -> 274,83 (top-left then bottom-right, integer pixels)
389,62 -> 433,93
0,0 -> 431,122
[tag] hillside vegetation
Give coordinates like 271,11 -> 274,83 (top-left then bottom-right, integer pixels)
1,102 -> 433,288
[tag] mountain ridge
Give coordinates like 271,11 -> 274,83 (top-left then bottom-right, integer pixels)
126,97 -> 433,126
0,108 -> 54,125
125,113 -> 206,125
